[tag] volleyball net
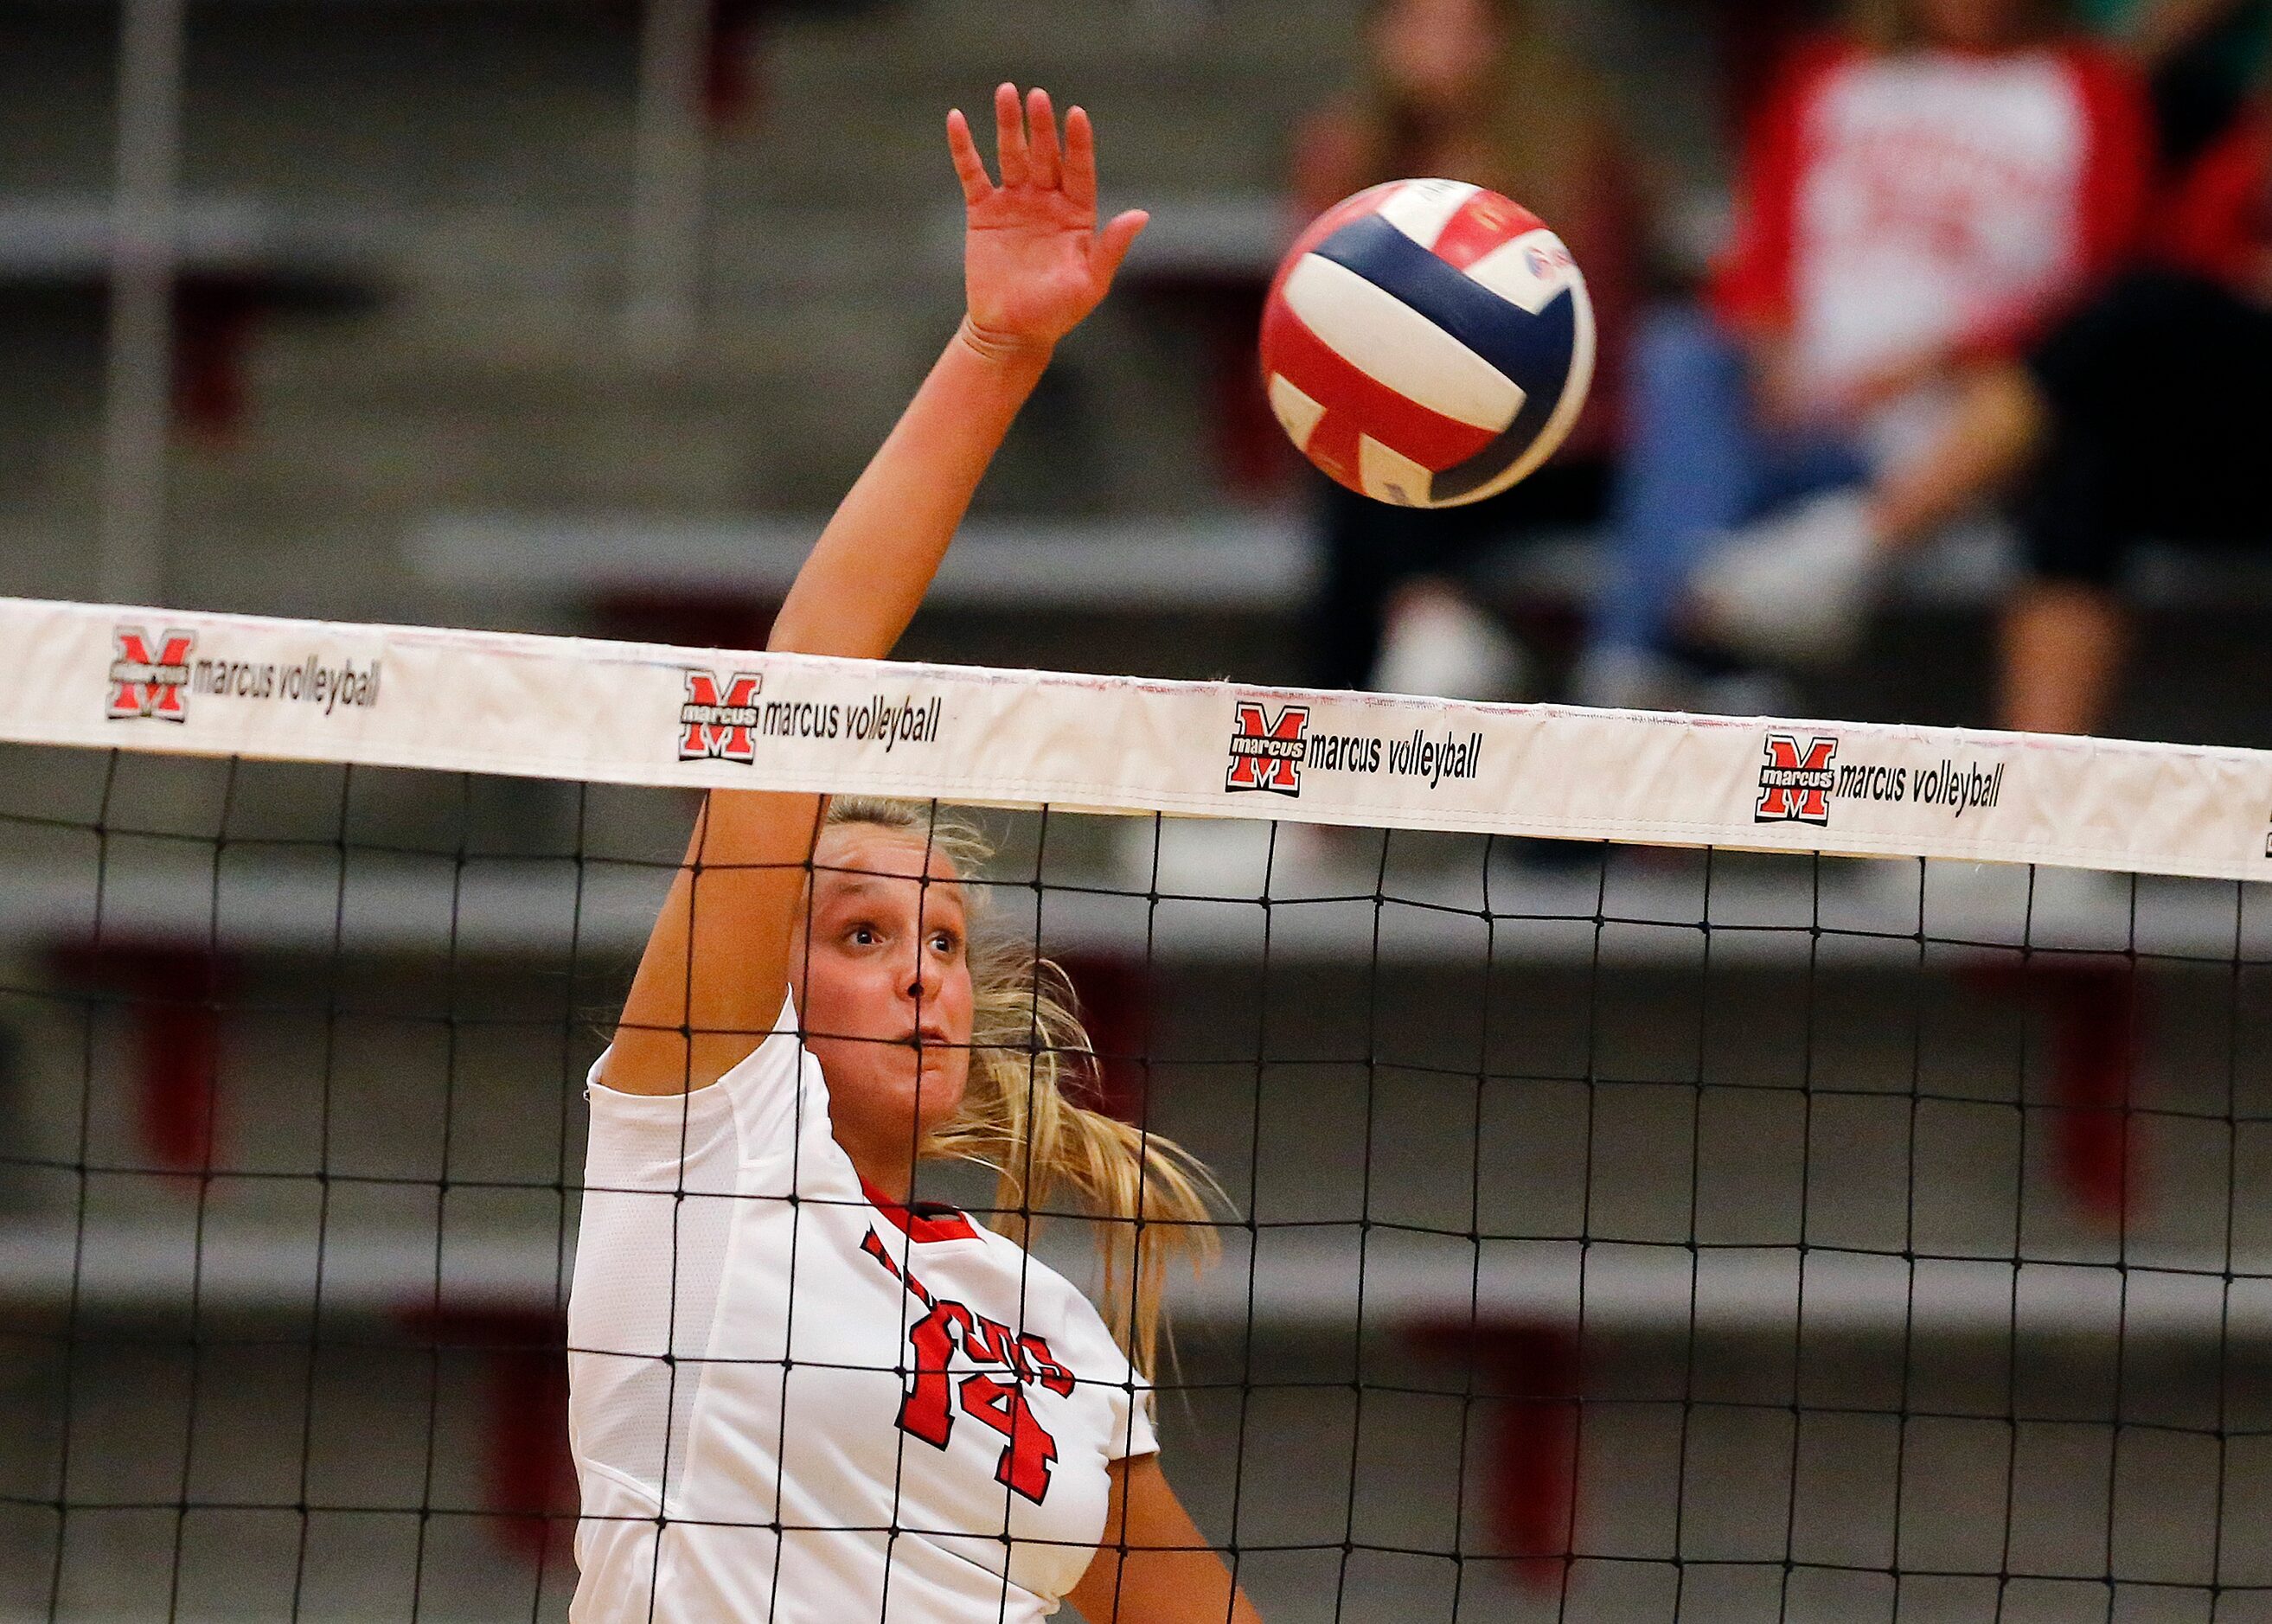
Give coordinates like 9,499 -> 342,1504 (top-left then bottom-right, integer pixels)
5,594 -> 2272,1621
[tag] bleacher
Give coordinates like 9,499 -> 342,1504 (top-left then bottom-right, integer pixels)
7,0 -> 2262,738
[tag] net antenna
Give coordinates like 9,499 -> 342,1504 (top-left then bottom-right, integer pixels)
7,593 -> 2270,1620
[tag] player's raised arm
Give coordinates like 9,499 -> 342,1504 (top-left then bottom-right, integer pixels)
603,85 -> 1148,1097
771,86 -> 1148,660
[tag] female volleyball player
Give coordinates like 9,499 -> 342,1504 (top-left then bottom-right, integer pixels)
567,86 -> 1261,1624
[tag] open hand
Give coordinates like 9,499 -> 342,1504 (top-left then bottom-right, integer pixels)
948,84 -> 1149,357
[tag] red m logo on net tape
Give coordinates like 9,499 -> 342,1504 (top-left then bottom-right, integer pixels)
679,669 -> 763,763
1226,701 -> 1309,796
1755,733 -> 1838,825
106,627 -> 195,722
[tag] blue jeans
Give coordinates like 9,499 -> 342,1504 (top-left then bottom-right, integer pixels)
1590,306 -> 1870,659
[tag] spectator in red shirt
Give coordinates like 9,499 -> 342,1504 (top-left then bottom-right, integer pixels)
1582,0 -> 2153,707
1744,92 -> 2270,732
1700,42 -> 2271,735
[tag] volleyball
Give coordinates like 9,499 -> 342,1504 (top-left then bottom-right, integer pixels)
1260,178 -> 1596,508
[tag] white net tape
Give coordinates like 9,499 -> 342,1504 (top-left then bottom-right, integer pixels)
15,595 -> 2272,879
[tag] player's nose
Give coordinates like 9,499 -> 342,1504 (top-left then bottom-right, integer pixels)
900,935 -> 942,1004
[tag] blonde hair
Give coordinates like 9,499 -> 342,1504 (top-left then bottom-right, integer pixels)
819,797 -> 1225,1379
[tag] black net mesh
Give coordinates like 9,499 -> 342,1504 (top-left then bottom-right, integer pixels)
3,741 -> 2269,1621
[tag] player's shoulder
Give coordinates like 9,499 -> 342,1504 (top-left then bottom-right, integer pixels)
961,1226 -> 1122,1342
957,1218 -> 1067,1291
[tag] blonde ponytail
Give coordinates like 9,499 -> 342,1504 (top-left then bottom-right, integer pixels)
823,799 -> 1225,1378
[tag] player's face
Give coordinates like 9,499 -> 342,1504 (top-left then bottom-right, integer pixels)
1910,0 -> 2032,48
790,825 -> 976,1180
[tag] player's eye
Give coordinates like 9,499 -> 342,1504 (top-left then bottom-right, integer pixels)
847,922 -> 882,947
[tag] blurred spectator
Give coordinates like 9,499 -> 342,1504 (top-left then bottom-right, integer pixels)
1296,0 -> 1642,700
2000,101 -> 2271,733
2088,0 -> 2269,165
1725,77 -> 2270,732
1702,0 -> 1840,134
1584,0 -> 2152,708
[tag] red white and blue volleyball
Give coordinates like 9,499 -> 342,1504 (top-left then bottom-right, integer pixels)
1261,179 -> 1595,508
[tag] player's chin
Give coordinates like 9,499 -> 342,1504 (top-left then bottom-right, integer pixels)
853,1048 -> 968,1124
909,1054 -> 970,1132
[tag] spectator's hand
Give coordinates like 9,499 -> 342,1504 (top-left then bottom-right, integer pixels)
1758,342 -> 1954,432
1746,336 -> 1823,434
1830,344 -> 1959,422
950,85 -> 1149,358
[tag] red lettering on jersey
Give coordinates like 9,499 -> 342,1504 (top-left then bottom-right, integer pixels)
858,1227 -> 1071,1504
899,1299 -> 976,1448
957,1372 -> 1059,1502
963,1314 -> 1038,1382
859,1227 -> 933,1305
858,1228 -> 901,1278
1018,1333 -> 1077,1398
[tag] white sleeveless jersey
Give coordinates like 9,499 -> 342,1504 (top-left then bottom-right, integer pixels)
567,1001 -> 1156,1623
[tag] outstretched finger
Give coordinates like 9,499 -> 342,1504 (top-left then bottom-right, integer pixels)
1093,208 -> 1149,284
945,108 -> 992,204
1062,105 -> 1098,213
993,81 -> 1031,189
1025,86 -> 1062,191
